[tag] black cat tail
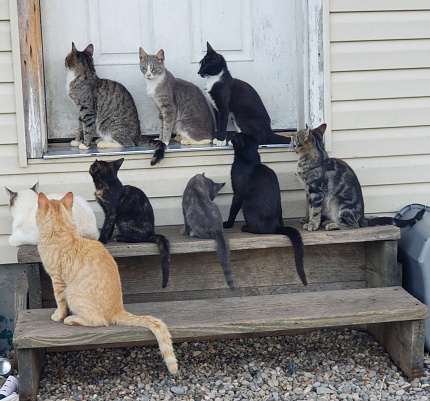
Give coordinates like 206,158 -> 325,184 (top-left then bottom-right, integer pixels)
214,231 -> 235,290
274,226 -> 307,286
150,233 -> 170,288
365,208 -> 425,228
137,137 -> 167,166
264,132 -> 292,145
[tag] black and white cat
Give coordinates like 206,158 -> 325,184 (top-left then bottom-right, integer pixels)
198,42 -> 291,147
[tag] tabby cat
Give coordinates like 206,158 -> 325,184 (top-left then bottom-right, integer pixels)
139,48 -> 214,146
89,158 -> 170,288
35,192 -> 177,374
292,123 -> 425,230
5,182 -> 99,246
65,43 -> 165,165
198,42 -> 291,147
182,173 -> 234,289
223,133 -> 307,286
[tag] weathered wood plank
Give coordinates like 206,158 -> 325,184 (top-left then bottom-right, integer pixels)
17,221 -> 400,263
14,287 -> 427,349
16,348 -> 44,401
365,241 -> 400,287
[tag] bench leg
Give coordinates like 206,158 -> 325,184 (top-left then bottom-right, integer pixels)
17,348 -> 45,401
368,319 -> 425,379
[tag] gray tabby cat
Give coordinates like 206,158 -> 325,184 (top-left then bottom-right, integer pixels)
182,173 -> 234,289
139,48 -> 215,146
292,123 -> 425,230
65,43 -> 166,165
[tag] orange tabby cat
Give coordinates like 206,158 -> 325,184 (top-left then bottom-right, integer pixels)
36,192 -> 178,374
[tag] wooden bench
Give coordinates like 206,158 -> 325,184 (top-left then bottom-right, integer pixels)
13,220 -> 428,401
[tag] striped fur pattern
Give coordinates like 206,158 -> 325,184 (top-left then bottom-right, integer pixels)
36,192 -> 177,374
65,43 -> 166,165
139,48 -> 214,146
292,124 -> 425,230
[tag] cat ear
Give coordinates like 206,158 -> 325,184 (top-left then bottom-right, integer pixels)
71,42 -> 77,53
304,127 -> 312,142
317,123 -> 327,135
113,158 -> 124,171
61,192 -> 74,212
84,44 -> 94,56
206,42 -> 214,53
202,172 -> 205,177
37,192 -> 50,213
155,49 -> 165,62
5,187 -> 17,201
139,47 -> 148,61
31,181 -> 39,193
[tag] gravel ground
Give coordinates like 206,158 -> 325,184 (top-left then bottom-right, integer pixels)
4,328 -> 430,401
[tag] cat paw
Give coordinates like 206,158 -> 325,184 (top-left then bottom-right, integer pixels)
79,143 -> 90,150
324,223 -> 340,231
223,221 -> 233,229
213,138 -> 227,147
304,222 -> 320,231
70,140 -> 82,147
51,309 -> 67,322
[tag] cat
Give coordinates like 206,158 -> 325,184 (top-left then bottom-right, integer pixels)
65,42 -> 166,166
89,158 -> 170,288
139,48 -> 215,146
198,42 -> 292,147
5,182 -> 99,246
223,133 -> 307,286
182,173 -> 234,289
292,123 -> 425,230
35,192 -> 178,374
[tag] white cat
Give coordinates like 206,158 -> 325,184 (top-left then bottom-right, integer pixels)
5,182 -> 99,246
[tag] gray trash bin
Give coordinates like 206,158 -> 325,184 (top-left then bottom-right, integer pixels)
396,203 -> 430,350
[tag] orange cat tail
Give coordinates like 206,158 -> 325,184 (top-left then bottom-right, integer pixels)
113,311 -> 178,374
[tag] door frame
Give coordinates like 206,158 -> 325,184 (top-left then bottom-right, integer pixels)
10,0 -> 331,160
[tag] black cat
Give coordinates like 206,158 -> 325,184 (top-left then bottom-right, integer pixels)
89,158 -> 170,288
198,42 -> 291,147
223,133 -> 307,286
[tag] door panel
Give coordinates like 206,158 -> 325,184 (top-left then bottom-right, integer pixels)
41,0 -> 297,139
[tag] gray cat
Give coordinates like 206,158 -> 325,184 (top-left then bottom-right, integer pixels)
139,48 -> 215,146
182,173 -> 234,289
65,43 -> 166,165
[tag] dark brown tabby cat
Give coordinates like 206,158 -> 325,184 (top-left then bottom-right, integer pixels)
36,192 -> 177,374
182,173 -> 234,289
292,123 -> 425,230
89,158 -> 170,288
198,42 -> 291,147
223,133 -> 307,286
139,48 -> 215,146
66,43 -> 165,165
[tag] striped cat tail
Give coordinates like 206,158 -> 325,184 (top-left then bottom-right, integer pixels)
137,137 -> 167,165
274,226 -> 307,286
149,233 -> 170,288
214,230 -> 235,290
365,208 -> 425,228
113,310 -> 178,374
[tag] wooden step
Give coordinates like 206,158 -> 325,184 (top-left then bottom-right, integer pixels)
13,287 -> 427,349
16,221 -> 400,263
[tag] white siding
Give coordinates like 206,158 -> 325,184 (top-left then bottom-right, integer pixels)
329,1 -> 430,218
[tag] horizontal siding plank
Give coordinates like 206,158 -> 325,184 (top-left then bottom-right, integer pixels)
0,113 -> 17,144
331,0 -> 430,12
331,97 -> 430,130
0,51 -> 13,82
331,39 -> 430,72
331,11 -> 430,42
0,20 -> 10,51
0,239 -> 18,264
332,127 -> 430,158
0,82 -> 15,112
0,0 -> 9,20
331,69 -> 430,101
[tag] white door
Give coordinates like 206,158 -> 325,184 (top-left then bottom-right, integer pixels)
41,0 -> 298,140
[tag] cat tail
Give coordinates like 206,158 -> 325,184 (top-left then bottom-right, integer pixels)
137,137 -> 167,166
149,233 -> 170,288
214,230 -> 235,290
264,132 -> 292,145
364,208 -> 425,228
274,226 -> 307,286
113,310 -> 178,374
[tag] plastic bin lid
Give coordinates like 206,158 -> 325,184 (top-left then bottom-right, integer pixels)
395,203 -> 430,220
